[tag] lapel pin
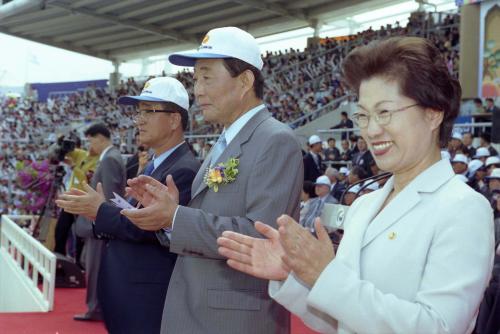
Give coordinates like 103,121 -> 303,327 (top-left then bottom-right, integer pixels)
388,232 -> 396,240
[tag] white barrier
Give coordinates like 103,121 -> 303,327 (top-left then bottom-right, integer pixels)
0,215 -> 56,312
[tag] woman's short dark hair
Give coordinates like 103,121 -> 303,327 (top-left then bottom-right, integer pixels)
341,37 -> 461,148
222,58 -> 264,99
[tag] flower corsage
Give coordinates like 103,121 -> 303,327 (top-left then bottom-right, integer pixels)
204,157 -> 239,192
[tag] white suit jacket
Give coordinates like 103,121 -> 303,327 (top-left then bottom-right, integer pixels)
270,159 -> 494,334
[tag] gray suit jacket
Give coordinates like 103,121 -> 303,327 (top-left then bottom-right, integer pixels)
162,108 -> 303,334
75,146 -> 126,238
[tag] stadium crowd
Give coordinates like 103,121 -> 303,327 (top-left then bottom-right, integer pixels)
0,11 -> 479,218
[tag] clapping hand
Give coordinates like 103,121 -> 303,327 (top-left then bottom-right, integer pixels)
217,221 -> 290,281
277,216 -> 335,287
55,183 -> 105,220
121,175 -> 179,231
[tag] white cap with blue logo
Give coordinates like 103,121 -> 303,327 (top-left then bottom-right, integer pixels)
169,26 -> 263,70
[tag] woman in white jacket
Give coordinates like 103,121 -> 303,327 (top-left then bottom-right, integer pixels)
217,37 -> 494,334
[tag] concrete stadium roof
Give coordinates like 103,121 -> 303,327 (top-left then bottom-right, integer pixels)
0,0 -> 402,62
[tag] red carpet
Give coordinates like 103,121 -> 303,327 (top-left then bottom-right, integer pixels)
0,288 -> 319,334
0,288 -> 106,334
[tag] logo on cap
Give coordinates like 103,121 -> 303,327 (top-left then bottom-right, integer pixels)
202,34 -> 210,44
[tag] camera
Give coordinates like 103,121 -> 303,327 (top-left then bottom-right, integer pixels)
48,136 -> 76,164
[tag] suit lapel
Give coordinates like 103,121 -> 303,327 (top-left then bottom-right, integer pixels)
335,180 -> 392,274
191,108 -> 270,200
361,183 -> 420,248
150,143 -> 190,180
361,159 -> 455,248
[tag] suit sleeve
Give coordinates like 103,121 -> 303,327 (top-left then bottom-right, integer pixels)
100,155 -> 125,200
94,165 -> 197,244
94,203 -> 159,243
170,132 -> 303,259
290,195 -> 494,333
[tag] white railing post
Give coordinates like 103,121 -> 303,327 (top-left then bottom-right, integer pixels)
0,215 -> 56,312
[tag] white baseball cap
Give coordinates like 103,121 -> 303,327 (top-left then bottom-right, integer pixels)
308,135 -> 322,146
339,167 -> 350,175
118,77 -> 189,111
169,27 -> 263,70
485,156 -> 500,167
451,154 -> 468,165
486,168 -> 500,179
474,147 -> 490,158
451,131 -> 463,141
468,159 -> 484,176
314,175 -> 331,187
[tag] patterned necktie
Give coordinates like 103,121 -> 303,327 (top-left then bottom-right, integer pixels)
210,133 -> 227,165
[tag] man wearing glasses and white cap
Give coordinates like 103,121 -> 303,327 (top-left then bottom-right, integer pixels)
122,27 -> 302,333
56,77 -> 200,333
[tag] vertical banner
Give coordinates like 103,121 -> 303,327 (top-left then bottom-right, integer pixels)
481,4 -> 500,97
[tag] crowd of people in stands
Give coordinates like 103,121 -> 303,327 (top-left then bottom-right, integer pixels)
0,11 -> 470,217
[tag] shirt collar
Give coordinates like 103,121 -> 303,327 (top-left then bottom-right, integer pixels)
99,145 -> 114,161
153,142 -> 184,170
223,104 -> 265,145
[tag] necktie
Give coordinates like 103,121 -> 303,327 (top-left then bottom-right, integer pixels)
143,161 -> 155,176
128,160 -> 154,206
210,133 -> 227,165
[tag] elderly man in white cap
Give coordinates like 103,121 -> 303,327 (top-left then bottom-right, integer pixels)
300,175 -> 338,231
122,27 -> 302,334
304,134 -> 325,182
56,77 -> 200,333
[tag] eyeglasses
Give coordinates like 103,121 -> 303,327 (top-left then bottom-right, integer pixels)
133,109 -> 176,122
352,103 -> 420,128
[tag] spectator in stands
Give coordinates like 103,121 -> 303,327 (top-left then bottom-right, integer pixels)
475,147 -> 491,164
352,137 -> 374,177
218,36 -> 493,334
331,111 -> 353,140
474,98 -> 485,114
304,135 -> 325,182
325,167 -> 346,202
485,98 -> 498,114
480,133 -> 499,157
451,153 -> 469,176
340,139 -> 353,161
449,131 -> 463,158
324,137 -> 340,162
348,165 -> 366,186
485,169 -> 500,207
300,180 -> 317,223
486,156 -> 500,176
300,175 -> 338,232
462,131 -> 476,158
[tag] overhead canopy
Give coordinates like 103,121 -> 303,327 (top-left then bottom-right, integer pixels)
0,0 -> 402,62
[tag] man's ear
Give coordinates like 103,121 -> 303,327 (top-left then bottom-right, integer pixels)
239,70 -> 255,98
